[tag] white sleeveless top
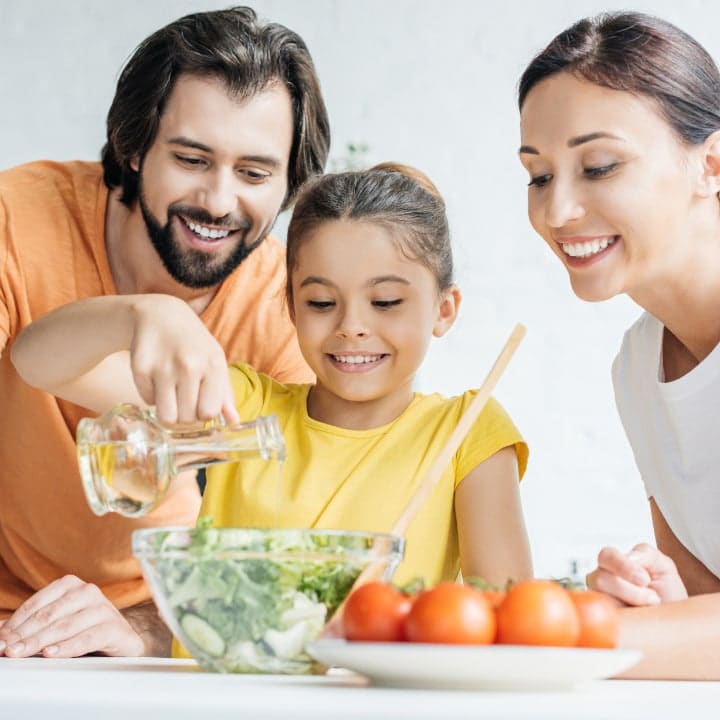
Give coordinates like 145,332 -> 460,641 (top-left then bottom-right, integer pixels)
612,312 -> 720,578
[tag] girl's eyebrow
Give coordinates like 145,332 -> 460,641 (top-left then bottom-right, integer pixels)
369,275 -> 410,286
298,275 -> 411,288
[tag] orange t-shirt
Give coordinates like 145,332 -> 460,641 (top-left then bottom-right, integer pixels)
0,160 -> 312,617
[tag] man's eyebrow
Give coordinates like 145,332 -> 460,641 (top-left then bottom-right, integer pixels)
519,132 -> 624,155
167,136 -> 282,169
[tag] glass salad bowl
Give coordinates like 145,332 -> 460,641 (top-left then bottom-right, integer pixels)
132,525 -> 404,674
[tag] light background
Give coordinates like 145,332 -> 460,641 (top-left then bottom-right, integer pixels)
3,0 -> 713,578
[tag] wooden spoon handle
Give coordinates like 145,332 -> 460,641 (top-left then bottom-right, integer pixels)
391,322 -> 526,537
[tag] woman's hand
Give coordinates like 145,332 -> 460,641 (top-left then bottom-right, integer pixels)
586,543 -> 688,606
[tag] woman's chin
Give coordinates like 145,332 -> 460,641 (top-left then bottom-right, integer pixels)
568,276 -> 621,303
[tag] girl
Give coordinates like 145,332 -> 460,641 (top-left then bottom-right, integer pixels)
10,164 -> 532,653
518,12 -> 720,678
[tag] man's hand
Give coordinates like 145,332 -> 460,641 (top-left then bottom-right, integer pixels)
586,543 -> 689,606
0,575 -> 145,658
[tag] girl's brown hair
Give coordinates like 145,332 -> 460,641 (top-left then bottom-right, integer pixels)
285,163 -> 453,307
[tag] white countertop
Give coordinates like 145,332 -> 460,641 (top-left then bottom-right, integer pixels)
1,656 -> 718,720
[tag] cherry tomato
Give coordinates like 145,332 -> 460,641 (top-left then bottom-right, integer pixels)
343,582 -> 413,642
404,582 -> 496,645
570,590 -> 619,648
496,580 -> 580,647
482,590 -> 506,609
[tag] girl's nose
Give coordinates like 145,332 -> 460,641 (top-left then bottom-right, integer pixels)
335,309 -> 369,339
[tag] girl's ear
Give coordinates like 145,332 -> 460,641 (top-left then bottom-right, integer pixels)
432,285 -> 461,338
695,129 -> 720,198
130,156 -> 140,173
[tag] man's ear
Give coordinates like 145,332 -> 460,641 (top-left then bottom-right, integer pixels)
433,285 -> 461,338
695,129 -> 720,198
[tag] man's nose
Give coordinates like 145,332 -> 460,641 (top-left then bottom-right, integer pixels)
198,169 -> 240,220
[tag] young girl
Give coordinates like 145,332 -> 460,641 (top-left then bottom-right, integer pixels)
10,163 -> 532,628
518,11 -> 720,678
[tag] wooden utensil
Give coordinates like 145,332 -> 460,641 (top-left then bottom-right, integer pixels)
323,323 -> 526,636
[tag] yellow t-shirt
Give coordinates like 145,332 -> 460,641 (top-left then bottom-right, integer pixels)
201,364 -> 528,586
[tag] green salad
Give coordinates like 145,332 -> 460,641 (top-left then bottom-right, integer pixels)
151,520 -> 370,673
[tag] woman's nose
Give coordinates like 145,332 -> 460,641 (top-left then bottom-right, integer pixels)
545,179 -> 586,229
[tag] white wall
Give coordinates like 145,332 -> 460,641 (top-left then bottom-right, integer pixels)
4,0 -> 716,578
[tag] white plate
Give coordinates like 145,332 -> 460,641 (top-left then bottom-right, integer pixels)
306,640 -> 641,691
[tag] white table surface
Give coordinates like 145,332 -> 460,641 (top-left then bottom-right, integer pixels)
1,656 -> 718,720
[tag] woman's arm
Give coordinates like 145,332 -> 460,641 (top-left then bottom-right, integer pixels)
11,294 -> 237,423
651,498 -> 720,595
454,445 -> 533,587
616,593 -> 720,680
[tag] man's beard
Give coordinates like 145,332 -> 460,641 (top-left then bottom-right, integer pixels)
138,190 -> 267,289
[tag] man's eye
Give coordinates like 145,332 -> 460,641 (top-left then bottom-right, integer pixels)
372,299 -> 403,309
175,155 -> 205,166
241,169 -> 270,183
584,163 -> 619,178
528,174 -> 552,188
307,300 -> 335,310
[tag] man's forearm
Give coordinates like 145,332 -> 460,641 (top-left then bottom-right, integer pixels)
121,601 -> 172,657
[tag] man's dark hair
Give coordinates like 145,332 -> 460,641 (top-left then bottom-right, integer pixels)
101,6 -> 330,210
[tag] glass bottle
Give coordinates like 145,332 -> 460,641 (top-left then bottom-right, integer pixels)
77,403 -> 286,518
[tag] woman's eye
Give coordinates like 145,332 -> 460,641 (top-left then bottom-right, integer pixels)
372,299 -> 403,309
584,163 -> 619,178
307,300 -> 335,310
528,174 -> 552,188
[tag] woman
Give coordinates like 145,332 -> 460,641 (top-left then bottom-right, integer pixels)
518,11 -> 720,679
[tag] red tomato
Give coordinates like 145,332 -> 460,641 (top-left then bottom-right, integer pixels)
342,582 -> 413,642
404,582 -> 496,645
570,591 -> 619,648
496,580 -> 580,647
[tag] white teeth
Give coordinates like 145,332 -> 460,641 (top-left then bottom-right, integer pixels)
333,355 -> 381,364
562,236 -> 616,258
186,221 -> 230,240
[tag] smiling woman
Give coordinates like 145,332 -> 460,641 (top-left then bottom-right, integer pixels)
518,11 -> 720,679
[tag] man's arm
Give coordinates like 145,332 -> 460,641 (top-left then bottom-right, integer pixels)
121,601 -> 172,657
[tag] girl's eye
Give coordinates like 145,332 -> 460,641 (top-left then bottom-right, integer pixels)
528,174 -> 552,188
307,300 -> 335,310
372,299 -> 403,309
584,163 -> 619,178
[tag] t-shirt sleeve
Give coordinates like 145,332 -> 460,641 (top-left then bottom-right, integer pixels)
228,362 -> 271,420
455,396 -> 529,488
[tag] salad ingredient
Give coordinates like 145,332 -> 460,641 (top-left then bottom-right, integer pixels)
404,582 -> 496,645
570,590 -> 619,648
343,582 -> 413,642
496,580 -> 580,647
153,524 -> 369,672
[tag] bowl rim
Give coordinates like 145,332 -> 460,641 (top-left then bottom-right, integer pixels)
131,526 -> 405,558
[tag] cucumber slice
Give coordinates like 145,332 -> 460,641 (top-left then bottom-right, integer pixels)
180,614 -> 226,657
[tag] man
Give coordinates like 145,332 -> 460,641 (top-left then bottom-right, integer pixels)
0,6 -> 329,657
